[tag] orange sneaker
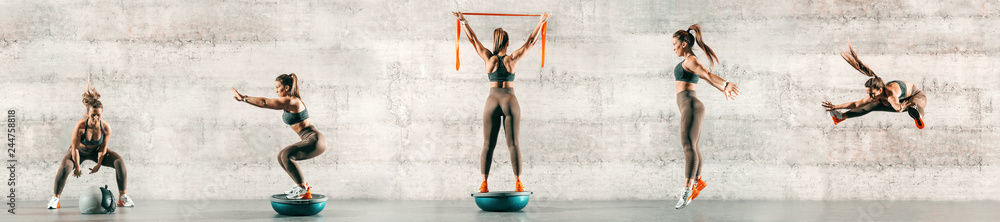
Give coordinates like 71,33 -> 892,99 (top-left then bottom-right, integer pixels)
829,111 -> 846,125
690,179 -> 707,200
302,186 -> 313,199
514,179 -> 525,192
907,106 -> 924,129
478,181 -> 489,193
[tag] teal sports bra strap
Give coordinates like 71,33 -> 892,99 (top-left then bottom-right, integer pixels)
282,106 -> 309,125
889,80 -> 907,100
673,57 -> 699,84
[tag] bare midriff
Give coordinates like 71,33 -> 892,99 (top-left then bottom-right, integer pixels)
491,81 -> 514,88
675,81 -> 697,93
290,120 -> 313,134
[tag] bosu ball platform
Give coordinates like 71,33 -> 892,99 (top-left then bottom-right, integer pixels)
270,194 -> 327,216
471,191 -> 533,212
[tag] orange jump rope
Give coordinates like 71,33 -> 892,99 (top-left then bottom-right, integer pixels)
456,13 -> 547,71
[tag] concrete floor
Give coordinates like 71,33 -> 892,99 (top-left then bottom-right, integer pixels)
4,200 -> 998,221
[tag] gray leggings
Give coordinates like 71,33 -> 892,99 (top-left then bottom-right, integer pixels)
278,125 -> 326,185
844,88 -> 927,119
54,147 -> 127,194
677,90 -> 705,179
481,87 -> 522,177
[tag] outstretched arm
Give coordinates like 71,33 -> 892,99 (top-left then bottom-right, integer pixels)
231,87 -> 291,110
823,96 -> 874,111
683,57 -> 739,100
508,13 -> 551,63
453,11 -> 493,61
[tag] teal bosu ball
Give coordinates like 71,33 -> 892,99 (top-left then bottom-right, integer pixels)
270,194 -> 327,216
471,191 -> 533,212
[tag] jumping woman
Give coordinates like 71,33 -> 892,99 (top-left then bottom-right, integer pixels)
49,79 -> 134,209
822,43 -> 926,129
231,73 -> 326,199
452,11 -> 551,193
669,24 -> 739,209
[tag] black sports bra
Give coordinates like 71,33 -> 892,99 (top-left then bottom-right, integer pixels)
80,120 -> 104,146
674,58 -> 699,84
887,80 -> 908,101
488,56 -> 515,82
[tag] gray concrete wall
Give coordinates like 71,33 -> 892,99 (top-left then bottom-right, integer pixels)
1,0 -> 997,201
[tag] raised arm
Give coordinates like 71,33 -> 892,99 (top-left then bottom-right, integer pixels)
231,87 -> 291,110
508,13 -> 551,63
453,11 -> 493,61
682,56 -> 739,100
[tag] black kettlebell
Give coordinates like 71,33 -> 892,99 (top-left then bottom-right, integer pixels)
99,185 -> 117,213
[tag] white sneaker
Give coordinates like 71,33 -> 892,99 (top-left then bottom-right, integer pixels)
674,187 -> 693,209
47,196 -> 60,209
829,111 -> 846,125
829,111 -> 845,119
284,186 -> 306,199
283,186 -> 299,194
118,194 -> 135,207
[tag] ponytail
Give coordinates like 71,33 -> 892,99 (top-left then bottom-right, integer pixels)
82,88 -> 102,110
492,28 -> 509,56
840,43 -> 885,89
276,73 -> 300,98
688,24 -> 719,70
290,73 -> 300,98
673,24 -> 719,70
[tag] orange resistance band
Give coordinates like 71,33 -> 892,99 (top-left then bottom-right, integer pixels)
456,13 -> 548,71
